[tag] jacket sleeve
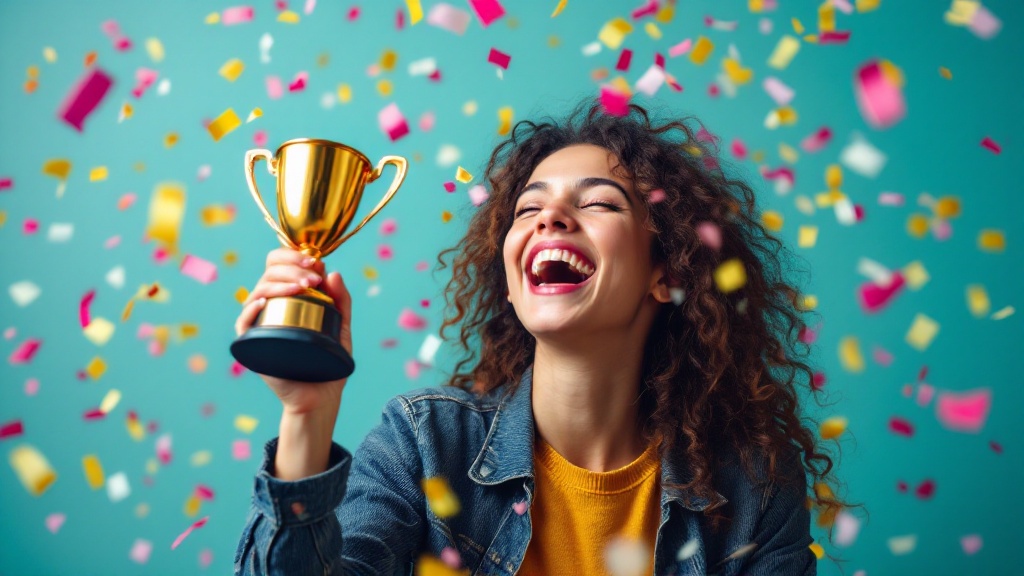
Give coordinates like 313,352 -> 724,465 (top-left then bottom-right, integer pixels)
736,453 -> 817,576
234,396 -> 426,575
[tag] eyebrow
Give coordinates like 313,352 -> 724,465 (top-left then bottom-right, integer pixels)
517,177 -> 634,206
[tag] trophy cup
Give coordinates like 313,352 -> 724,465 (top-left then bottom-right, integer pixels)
230,139 -> 407,382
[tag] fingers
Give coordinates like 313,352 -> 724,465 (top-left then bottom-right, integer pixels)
266,247 -> 326,276
235,297 -> 267,337
322,271 -> 352,316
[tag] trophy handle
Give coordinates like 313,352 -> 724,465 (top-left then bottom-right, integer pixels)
245,148 -> 300,251
333,155 -> 408,247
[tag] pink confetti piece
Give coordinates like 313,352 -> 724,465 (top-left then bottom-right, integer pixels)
380,218 -> 397,235
730,139 -> 747,159
199,549 -> 214,568
130,539 -> 152,564
916,383 -> 934,407
857,271 -> 905,313
914,479 -> 935,499
0,177 -> 12,191
980,137 -> 1001,154
381,338 -> 398,349
195,485 -> 215,501
254,130 -> 268,147
304,0 -> 316,15
443,181 -> 456,193
878,192 -> 904,206
427,3 -> 471,35
288,71 -> 308,92
647,189 -> 666,203
58,67 -> 114,132
171,517 -> 208,550
232,438 -> 251,460
800,126 -> 833,153
415,261 -> 429,272
25,378 -> 40,396
811,372 -> 826,390
854,60 -> 906,129
487,48 -> 511,70
132,68 -> 159,99
104,235 -> 121,249
634,65 -> 665,96
222,6 -> 255,25
83,408 -> 106,421
347,5 -> 361,21
762,76 -> 794,106
889,417 -> 914,437
798,325 -> 818,344
668,39 -> 692,58
266,76 -> 283,99
872,345 -> 894,366
156,433 -> 173,464
820,30 -> 851,44
704,15 -> 738,31
599,85 -> 630,117
696,222 -> 722,250
45,513 -> 65,534
468,0 -> 505,27
9,338 -> 42,365
513,500 -> 528,515
967,5 -> 1001,39
398,309 -> 427,331
440,546 -> 462,569
180,255 -> 218,284
80,290 -> 96,328
0,420 -> 24,440
23,218 -> 39,235
961,535 -> 983,555
936,388 -> 991,433
615,49 -> 633,72
230,361 -> 246,377
379,103 -> 410,142
405,359 -> 423,379
419,111 -> 435,132
761,166 -> 795,188
631,0 -> 658,19
378,245 -> 394,260
468,185 -> 489,206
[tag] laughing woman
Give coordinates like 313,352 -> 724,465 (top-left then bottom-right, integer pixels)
233,101 -> 856,576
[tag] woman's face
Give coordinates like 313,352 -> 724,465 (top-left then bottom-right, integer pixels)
502,144 -> 670,339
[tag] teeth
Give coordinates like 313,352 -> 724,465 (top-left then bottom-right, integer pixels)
529,248 -> 594,280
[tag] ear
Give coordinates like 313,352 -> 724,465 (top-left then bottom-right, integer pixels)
649,264 -> 673,304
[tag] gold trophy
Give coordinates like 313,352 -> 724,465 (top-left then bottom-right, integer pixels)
230,139 -> 407,382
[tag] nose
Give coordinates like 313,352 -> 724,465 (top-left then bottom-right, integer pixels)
534,200 -> 577,233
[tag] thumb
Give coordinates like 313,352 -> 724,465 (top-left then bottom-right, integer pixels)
322,271 -> 352,317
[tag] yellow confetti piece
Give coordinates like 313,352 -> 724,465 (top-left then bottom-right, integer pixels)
422,477 -> 460,518
498,106 -> 514,136
43,46 -> 57,63
219,58 -> 245,82
713,258 -> 747,293
779,143 -> 799,164
818,3 -> 836,32
722,58 -> 753,84
234,287 -> 249,304
234,415 -> 259,434
880,59 -> 905,87
791,17 -> 805,34
225,251 -> 239,266
10,445 -> 57,496
99,389 -> 121,414
190,450 -> 212,467
809,542 -> 825,559
803,34 -> 819,43
204,12 -> 220,24
188,354 -> 208,374
966,285 -> 990,318
906,214 -> 929,238
179,323 -> 200,340
337,83 -> 352,103
749,0 -> 767,12
145,38 -> 164,62
939,66 -> 952,80
317,52 -> 330,67
207,108 -> 242,142
147,182 -> 186,249
164,132 -> 179,148
0,211 -> 7,227
82,455 -> 105,489
798,226 -> 818,248
934,196 -> 960,219
83,317 -> 116,346
820,417 -> 847,440
184,493 -> 201,517
200,205 -> 235,226
120,298 -> 135,322
381,49 -> 398,71
825,165 -> 842,190
795,196 -> 815,216
655,3 -> 674,22
119,102 -> 133,122
277,10 -> 300,23
547,35 -> 561,47
689,36 -> 714,65
126,414 -> 145,441
977,229 -> 1005,252
902,261 -> 930,290
86,357 -> 107,380
598,17 -> 633,49
856,0 -> 881,12
551,0 -> 568,17
406,0 -> 424,24
802,295 -> 818,310
363,266 -> 379,281
761,211 -> 783,232
992,306 -> 1015,320
146,459 -> 159,474
945,0 -> 978,26
247,107 -> 263,122
838,336 -> 864,373
768,35 -> 800,70
455,167 -> 473,183
416,554 -> 470,576
89,166 -> 108,182
644,22 -> 662,40
905,313 -> 939,351
377,79 -> 393,97
441,211 -> 453,223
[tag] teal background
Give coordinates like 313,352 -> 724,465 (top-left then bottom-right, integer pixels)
1,0 -> 1021,574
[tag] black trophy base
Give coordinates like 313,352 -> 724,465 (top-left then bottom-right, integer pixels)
231,322 -> 355,383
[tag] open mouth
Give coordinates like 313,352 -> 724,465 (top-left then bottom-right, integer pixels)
526,249 -> 596,286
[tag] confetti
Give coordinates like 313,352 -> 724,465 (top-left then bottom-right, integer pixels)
854,59 -> 906,129
688,36 -> 714,65
598,18 -> 633,50
232,439 -> 251,460
487,48 -> 511,70
713,258 -> 746,293
839,336 -> 865,372
936,388 -> 991,432
234,415 -> 259,434
966,285 -> 990,317
147,182 -> 186,250
427,3 -> 471,35
834,511 -> 862,547
468,0 -> 505,27
977,229 -> 1005,252
418,334 -> 442,365
888,534 -> 917,555
222,6 -> 254,25
379,103 -> 410,142
10,338 -> 42,364
207,108 -> 242,141
45,513 -> 66,534
219,58 -> 245,82
82,454 -> 105,489
399,308 -> 428,331
604,535 -> 650,576
422,477 -> 460,517
130,539 -> 153,564
171,516 -> 209,550
905,313 -> 939,351
180,255 -> 218,284
10,445 -> 57,495
961,534 -> 983,555
9,281 -> 41,307
58,67 -> 114,132
767,35 -> 799,69
820,416 -> 847,440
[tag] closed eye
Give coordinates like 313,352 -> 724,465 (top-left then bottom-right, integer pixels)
513,202 -> 622,218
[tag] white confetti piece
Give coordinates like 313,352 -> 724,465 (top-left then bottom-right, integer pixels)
83,318 -> 116,346
156,78 -> 171,95
834,510 -> 862,547
581,41 -> 602,56
408,57 -> 438,76
129,538 -> 152,564
106,266 -> 125,289
436,144 -> 461,167
676,538 -> 699,560
106,471 -> 130,502
634,65 -> 665,96
604,536 -> 650,576
887,534 -> 917,555
9,281 -> 41,307
840,133 -> 887,178
47,223 -> 74,242
418,334 -> 442,366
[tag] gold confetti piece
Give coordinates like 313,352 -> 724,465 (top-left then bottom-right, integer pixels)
423,477 -> 460,517
768,35 -> 800,70
462,101 -> 478,116
99,389 -> 121,414
0,211 -> 7,227
184,493 -> 201,517
825,165 -> 842,190
247,107 -> 262,122
791,17 -> 805,34
498,106 -> 514,136
856,0 -> 881,12
779,143 -> 799,164
598,17 -> 633,49
689,36 -> 714,65
939,66 -> 952,79
145,38 -> 164,62
551,0 -> 568,17
902,261 -> 930,290
381,49 -> 398,71
906,214 -> 929,238
749,0 -> 766,12
803,34 -> 819,43
644,22 -> 662,40
120,298 -> 136,322
761,211 -> 783,232
547,35 -> 561,47
190,450 -> 212,467
86,357 -> 107,380
126,415 -> 145,441
977,230 -> 1005,252
119,102 -> 133,122
219,58 -> 245,82
164,132 -> 179,148
809,542 -> 825,559
713,258 -> 746,293
818,3 -> 836,32
905,313 -> 939,351
200,204 -> 235,226
43,46 -> 57,63
207,108 -> 242,142
89,166 -> 108,182
317,52 -> 330,67
655,3 -> 674,22
966,285 -> 990,318
455,167 -> 473,183
179,323 -> 200,339
234,287 -> 249,304
407,0 -> 424,24
147,182 -> 186,250
992,306 -> 1015,320
43,158 -> 72,181
83,317 -> 116,346
337,84 -> 352,103
225,251 -> 238,266
204,12 -> 220,24
82,455 -> 105,489
838,336 -> 864,372
416,554 -> 471,576
377,79 -> 393,97
802,295 -> 818,310
441,211 -> 453,223
944,0 -> 978,25
234,415 -> 259,434
722,58 -> 753,84
934,196 -> 961,219
798,226 -> 818,248
820,416 -> 847,439
10,445 -> 57,496
146,459 -> 158,474
363,266 -> 379,281
277,10 -> 300,23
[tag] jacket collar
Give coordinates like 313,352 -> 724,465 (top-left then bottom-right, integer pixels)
467,365 -> 728,512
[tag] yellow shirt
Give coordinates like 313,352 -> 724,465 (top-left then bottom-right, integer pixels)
520,437 -> 662,576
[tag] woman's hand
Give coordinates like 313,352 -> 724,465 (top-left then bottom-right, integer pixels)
234,247 -> 353,417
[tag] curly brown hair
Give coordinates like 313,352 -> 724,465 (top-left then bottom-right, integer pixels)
436,99 -> 863,559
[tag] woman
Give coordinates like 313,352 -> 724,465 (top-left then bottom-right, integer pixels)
233,101 -> 854,576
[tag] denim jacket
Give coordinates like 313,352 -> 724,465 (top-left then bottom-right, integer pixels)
234,366 -> 815,575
